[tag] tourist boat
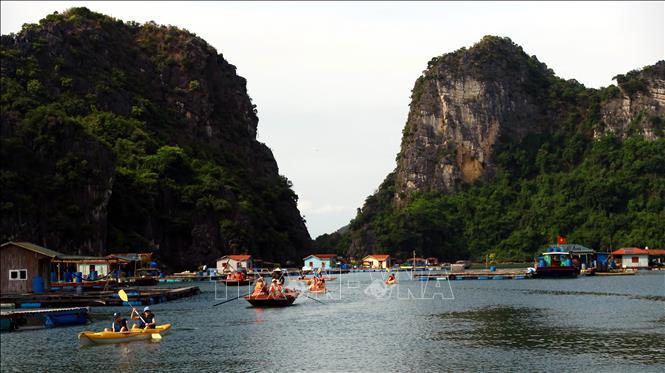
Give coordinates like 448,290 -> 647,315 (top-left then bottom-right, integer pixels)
293,276 -> 337,284
243,290 -> 300,307
219,278 -> 255,286
533,247 -> 578,278
220,271 -> 256,286
78,324 -> 171,345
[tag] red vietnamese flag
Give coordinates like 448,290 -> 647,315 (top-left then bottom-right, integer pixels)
557,235 -> 567,245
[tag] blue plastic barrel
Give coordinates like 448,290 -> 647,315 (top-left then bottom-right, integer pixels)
150,261 -> 158,268
20,303 -> 41,308
73,272 -> 82,283
64,271 -> 73,282
32,276 -> 45,293
489,265 -> 497,272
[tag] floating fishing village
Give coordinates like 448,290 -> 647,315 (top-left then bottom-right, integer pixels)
1,3 -> 664,372
2,238 -> 664,336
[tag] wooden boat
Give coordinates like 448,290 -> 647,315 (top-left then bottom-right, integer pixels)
595,271 -> 636,276
243,290 -> 300,307
293,276 -> 337,283
308,286 -> 327,294
78,324 -> 171,345
219,278 -> 255,286
533,248 -> 578,278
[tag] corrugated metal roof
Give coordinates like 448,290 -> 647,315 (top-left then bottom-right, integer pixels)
303,254 -> 337,259
363,254 -> 390,261
611,248 -> 649,255
218,255 -> 252,261
1,241 -> 64,258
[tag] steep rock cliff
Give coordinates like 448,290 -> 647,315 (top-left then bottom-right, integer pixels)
330,36 -> 664,260
395,37 -> 663,205
0,8 -> 310,269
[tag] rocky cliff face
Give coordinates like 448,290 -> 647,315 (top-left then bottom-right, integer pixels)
336,36 -> 664,259
394,37 -> 663,205
598,62 -> 665,140
0,8 -> 310,269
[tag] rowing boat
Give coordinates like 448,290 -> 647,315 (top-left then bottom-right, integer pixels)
219,279 -> 255,286
78,324 -> 171,345
244,290 -> 300,307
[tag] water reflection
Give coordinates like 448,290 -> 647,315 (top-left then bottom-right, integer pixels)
432,306 -> 665,365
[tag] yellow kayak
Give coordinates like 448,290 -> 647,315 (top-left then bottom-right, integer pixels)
78,324 -> 171,345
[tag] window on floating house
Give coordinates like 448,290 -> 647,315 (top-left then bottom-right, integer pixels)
9,269 -> 28,280
632,257 -> 639,263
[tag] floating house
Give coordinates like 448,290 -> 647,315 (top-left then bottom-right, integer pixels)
216,255 -> 253,273
400,257 -> 427,268
610,248 -> 658,269
362,254 -> 391,269
426,257 -> 440,266
303,254 -> 337,271
1,242 -> 63,294
51,255 -> 128,280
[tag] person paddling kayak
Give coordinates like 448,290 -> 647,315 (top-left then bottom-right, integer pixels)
104,312 -> 129,332
131,306 -> 156,330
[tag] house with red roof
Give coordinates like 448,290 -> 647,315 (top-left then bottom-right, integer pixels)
362,254 -> 391,269
216,254 -> 253,273
610,247 -> 665,269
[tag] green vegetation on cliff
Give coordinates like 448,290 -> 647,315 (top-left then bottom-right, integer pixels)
314,37 -> 665,261
0,8 -> 310,269
331,135 -> 665,262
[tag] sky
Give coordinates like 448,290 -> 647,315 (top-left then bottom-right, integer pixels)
2,1 -> 664,237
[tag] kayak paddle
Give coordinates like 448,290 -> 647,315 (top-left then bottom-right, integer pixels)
301,293 -> 325,304
118,289 -> 147,324
212,292 -> 250,307
118,290 -> 162,340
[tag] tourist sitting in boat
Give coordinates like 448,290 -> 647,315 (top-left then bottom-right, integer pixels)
269,279 -> 283,296
309,276 -> 326,292
131,306 -> 156,330
252,277 -> 267,296
228,271 -> 247,281
387,273 -> 396,283
105,312 -> 129,333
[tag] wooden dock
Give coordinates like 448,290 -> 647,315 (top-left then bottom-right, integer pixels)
1,306 -> 90,331
0,286 -> 200,308
415,268 -> 530,281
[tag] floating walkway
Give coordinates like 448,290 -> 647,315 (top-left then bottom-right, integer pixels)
0,286 -> 200,308
1,306 -> 90,331
415,269 -> 530,281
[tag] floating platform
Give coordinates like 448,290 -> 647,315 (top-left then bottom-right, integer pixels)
415,269 -> 530,281
1,306 -> 90,331
0,286 -> 200,308
595,271 -> 637,276
49,280 -> 118,291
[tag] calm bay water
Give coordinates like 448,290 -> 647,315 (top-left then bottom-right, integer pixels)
1,272 -> 664,372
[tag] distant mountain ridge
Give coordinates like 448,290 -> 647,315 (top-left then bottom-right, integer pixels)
0,8 -> 310,269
